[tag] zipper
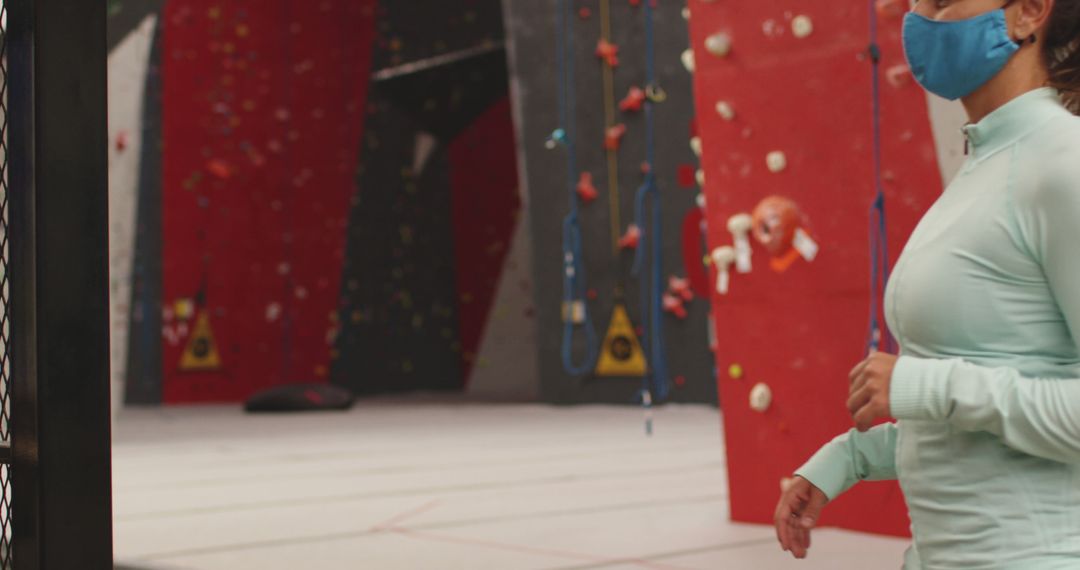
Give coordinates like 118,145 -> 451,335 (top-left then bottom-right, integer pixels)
962,126 -> 971,156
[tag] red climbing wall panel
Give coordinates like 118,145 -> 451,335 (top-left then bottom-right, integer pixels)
161,0 -> 376,403
689,0 -> 942,536
449,96 -> 522,385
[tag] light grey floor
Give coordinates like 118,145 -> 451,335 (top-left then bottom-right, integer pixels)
112,400 -> 909,570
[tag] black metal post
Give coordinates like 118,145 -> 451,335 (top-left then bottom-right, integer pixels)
8,0 -> 113,567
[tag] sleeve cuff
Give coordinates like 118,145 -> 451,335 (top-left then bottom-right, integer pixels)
890,355 -> 950,421
794,443 -> 852,501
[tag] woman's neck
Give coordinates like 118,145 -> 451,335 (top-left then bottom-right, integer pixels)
962,48 -> 1050,124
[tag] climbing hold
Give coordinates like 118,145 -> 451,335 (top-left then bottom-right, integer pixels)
174,298 -> 195,320
681,49 -> 696,73
715,101 -> 736,121
663,293 -> 687,319
729,363 -> 744,379
545,128 -> 568,149
620,86 -> 647,113
645,84 -> 667,103
749,382 -> 772,412
752,196 -> 819,271
682,7 -> 690,20
605,124 -> 628,151
562,300 -> 586,324
629,0 -> 641,6
727,213 -> 754,273
696,193 -> 706,209
577,172 -> 599,203
207,159 -> 232,180
886,64 -> 913,88
674,375 -> 687,387
116,131 -> 129,152
705,32 -> 733,58
619,225 -> 642,250
587,288 -> 599,300
696,169 -> 706,187
579,7 -> 592,19
710,246 -> 737,295
668,276 -> 694,302
596,39 -> 620,68
690,136 -> 703,158
791,15 -> 814,38
766,151 -> 788,173
640,162 -> 652,175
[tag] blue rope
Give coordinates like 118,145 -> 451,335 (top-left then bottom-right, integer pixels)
632,0 -> 669,406
558,0 -> 599,375
866,0 -> 895,355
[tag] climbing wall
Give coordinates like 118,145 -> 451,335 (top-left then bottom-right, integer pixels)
160,0 -> 377,403
504,0 -> 716,405
688,0 -> 944,536
332,0 -> 535,397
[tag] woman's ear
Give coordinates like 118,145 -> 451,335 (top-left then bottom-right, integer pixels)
1015,0 -> 1054,43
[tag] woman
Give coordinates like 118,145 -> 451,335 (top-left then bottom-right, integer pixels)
773,0 -> 1080,567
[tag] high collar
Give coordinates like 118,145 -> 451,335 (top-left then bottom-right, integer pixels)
962,87 -> 1068,161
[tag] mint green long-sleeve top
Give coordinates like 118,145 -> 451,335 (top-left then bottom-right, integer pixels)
795,88 -> 1080,570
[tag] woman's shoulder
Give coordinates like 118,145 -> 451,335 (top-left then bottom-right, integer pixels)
1014,113 -> 1080,210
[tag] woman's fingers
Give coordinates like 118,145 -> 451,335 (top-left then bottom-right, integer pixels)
853,399 -> 883,431
846,383 -> 872,415
848,356 -> 872,386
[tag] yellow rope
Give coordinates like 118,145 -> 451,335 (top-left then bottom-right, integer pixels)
599,0 -> 621,256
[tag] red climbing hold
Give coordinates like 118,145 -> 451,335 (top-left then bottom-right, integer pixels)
595,39 -> 620,68
605,124 -> 628,151
663,293 -> 688,319
629,0 -> 641,6
116,131 -> 129,152
668,276 -> 694,302
619,224 -> 641,250
674,375 -> 687,387
577,172 -> 599,203
587,288 -> 599,300
579,7 -> 592,19
619,86 -> 646,113
207,159 -> 232,180
640,161 -> 651,175
886,64 -> 913,88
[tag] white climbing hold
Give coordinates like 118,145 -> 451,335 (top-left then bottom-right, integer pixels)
715,101 -> 736,121
711,246 -> 737,295
690,136 -> 703,158
766,151 -> 788,173
682,7 -> 690,20
681,49 -> 696,73
696,193 -> 706,209
696,169 -> 706,187
705,32 -> 733,57
727,213 -> 754,274
792,15 -> 814,38
749,382 -> 773,412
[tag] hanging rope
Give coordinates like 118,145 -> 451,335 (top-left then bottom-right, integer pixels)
632,0 -> 670,415
600,0 -> 623,256
557,0 -> 599,375
866,0 -> 895,355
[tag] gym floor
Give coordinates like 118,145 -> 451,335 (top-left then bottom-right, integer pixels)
112,400 -> 908,569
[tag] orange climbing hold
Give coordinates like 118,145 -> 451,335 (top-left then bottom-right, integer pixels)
619,86 -> 646,113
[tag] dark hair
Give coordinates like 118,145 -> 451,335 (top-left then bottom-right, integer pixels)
1045,0 -> 1080,113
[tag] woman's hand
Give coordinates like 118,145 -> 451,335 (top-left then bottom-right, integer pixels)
773,476 -> 829,559
848,352 -> 899,431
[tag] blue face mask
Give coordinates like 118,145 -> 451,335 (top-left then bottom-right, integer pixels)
902,8 -> 1020,100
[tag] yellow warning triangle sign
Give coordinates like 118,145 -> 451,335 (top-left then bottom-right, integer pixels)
179,311 -> 223,372
594,303 -> 647,377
